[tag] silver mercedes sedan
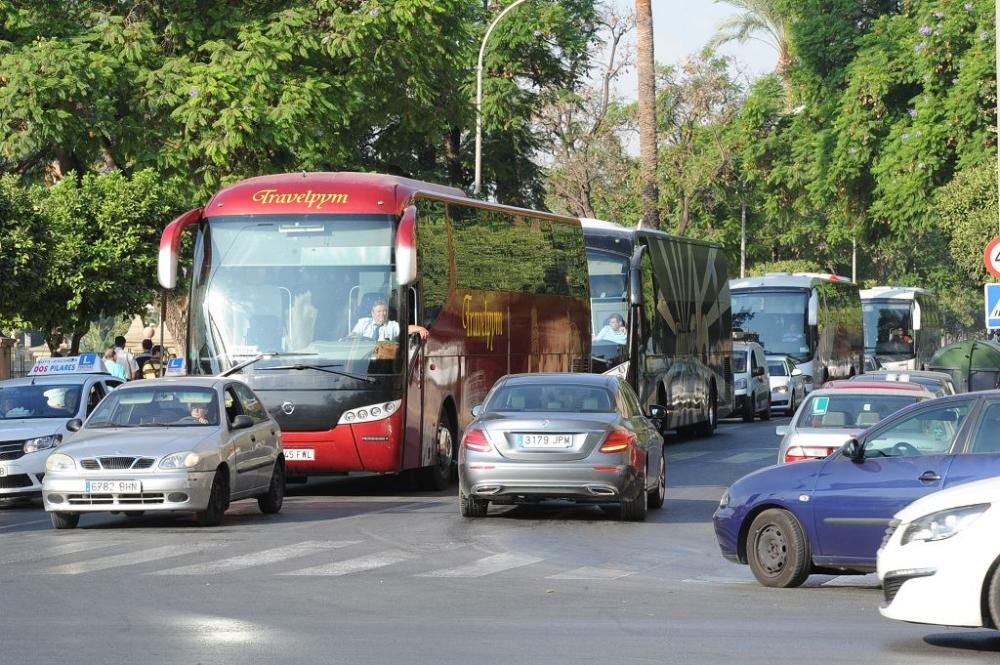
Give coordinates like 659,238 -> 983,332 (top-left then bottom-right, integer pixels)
458,373 -> 666,521
42,377 -> 285,529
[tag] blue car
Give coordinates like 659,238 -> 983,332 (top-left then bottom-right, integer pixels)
714,391 -> 1000,587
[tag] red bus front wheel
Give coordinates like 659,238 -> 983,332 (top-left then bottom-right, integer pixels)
420,410 -> 456,491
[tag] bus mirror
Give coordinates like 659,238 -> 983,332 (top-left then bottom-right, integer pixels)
158,207 -> 203,289
807,290 -> 818,326
912,302 -> 921,331
396,206 -> 417,286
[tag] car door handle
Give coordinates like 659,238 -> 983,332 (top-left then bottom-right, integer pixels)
918,471 -> 941,483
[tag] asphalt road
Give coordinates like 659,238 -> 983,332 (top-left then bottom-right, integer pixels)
1,414 -> 998,664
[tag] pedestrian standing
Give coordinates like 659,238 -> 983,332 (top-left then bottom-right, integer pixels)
103,349 -> 128,380
134,339 -> 153,377
114,335 -> 139,380
142,345 -> 164,379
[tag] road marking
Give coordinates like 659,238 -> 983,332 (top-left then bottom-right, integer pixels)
820,574 -> 879,588
722,452 -> 774,464
0,539 -> 119,565
666,452 -> 707,462
45,543 -> 224,575
417,553 -> 543,578
280,549 -> 414,577
547,566 -> 633,580
0,519 -> 49,531
150,540 -> 362,576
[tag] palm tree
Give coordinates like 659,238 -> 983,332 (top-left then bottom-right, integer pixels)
636,0 -> 659,229
708,0 -> 792,79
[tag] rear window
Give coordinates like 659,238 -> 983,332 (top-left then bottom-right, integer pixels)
768,361 -> 787,376
796,394 -> 920,429
487,384 -> 615,413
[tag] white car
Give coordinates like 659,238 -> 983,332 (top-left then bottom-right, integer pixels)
766,355 -> 807,415
43,377 -> 285,529
733,341 -> 770,422
878,475 -> 1000,628
0,355 -> 123,501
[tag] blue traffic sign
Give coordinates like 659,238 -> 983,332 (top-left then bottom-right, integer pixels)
985,284 -> 1000,329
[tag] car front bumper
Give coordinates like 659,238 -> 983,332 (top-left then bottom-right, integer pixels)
877,529 -> 993,627
42,470 -> 216,513
459,461 -> 643,503
0,451 -> 50,497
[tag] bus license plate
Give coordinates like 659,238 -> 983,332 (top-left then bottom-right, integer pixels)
0,466 -> 7,477
518,434 -> 572,448
85,480 -> 141,494
285,449 -> 315,461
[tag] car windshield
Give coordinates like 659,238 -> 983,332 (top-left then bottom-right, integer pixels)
733,352 -> 749,374
0,384 -> 82,420
87,387 -> 219,427
487,384 -> 615,413
768,361 -> 787,376
795,394 -> 921,429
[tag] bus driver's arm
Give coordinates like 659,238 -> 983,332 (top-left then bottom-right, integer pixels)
409,324 -> 429,340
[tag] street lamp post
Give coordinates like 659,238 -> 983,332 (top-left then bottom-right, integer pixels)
474,0 -> 536,196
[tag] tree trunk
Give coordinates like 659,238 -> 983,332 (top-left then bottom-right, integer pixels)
164,293 -> 189,360
445,127 -> 463,187
70,331 -> 84,356
636,0 -> 659,229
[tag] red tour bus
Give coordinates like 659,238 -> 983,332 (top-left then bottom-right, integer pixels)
158,173 -> 591,488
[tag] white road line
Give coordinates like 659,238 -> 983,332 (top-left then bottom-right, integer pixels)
150,540 -> 362,576
0,540 -> 120,565
547,566 -> 633,580
667,452 -> 708,462
721,452 -> 774,464
280,549 -> 415,577
0,519 -> 49,531
820,575 -> 879,588
45,543 -> 224,575
417,553 -> 543,578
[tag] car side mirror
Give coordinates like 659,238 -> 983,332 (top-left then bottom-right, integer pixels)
66,418 -> 83,432
775,425 -> 787,437
791,369 -> 803,377
843,438 -> 864,462
752,366 -> 765,377
647,404 -> 667,419
471,404 -> 482,418
231,414 -> 254,430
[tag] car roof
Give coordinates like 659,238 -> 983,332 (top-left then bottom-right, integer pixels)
805,386 -> 934,399
111,377 -> 224,389
822,380 -> 927,392
864,370 -> 951,382
499,373 -> 618,388
0,374 -> 106,387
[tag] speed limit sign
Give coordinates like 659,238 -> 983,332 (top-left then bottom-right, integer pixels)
985,236 -> 1000,279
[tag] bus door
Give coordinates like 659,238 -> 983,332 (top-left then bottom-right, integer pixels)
403,285 -> 425,470
626,244 -> 647,394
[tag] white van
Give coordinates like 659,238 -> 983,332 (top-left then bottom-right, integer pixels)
733,341 -> 770,422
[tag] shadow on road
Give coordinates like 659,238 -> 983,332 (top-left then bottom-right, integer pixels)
923,631 -> 1000,652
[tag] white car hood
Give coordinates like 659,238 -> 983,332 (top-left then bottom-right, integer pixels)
0,419 -> 68,440
58,427 -> 220,458
769,377 -> 789,390
895,476 -> 1000,522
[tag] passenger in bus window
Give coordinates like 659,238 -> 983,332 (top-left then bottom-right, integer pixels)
351,299 -> 429,342
594,313 -> 627,345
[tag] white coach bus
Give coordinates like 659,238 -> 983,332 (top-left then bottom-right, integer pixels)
860,286 -> 940,371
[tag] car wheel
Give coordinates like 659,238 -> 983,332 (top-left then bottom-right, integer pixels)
258,459 -> 285,515
196,468 -> 229,527
421,410 -> 456,491
787,392 -> 796,417
459,491 -> 488,518
742,395 -> 754,423
760,395 -> 771,421
50,512 -> 79,530
647,449 -> 665,510
987,561 -> 1000,628
619,473 -> 648,522
746,509 -> 811,588
696,385 -> 717,437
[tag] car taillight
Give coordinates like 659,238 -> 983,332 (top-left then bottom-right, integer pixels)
462,429 -> 491,453
600,429 -> 636,453
784,445 -> 836,463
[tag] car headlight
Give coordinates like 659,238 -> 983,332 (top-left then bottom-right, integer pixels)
45,453 -> 75,472
735,378 -> 747,391
23,434 -> 62,454
773,385 -> 787,393
718,490 -> 730,509
901,503 -> 990,545
159,451 -> 201,470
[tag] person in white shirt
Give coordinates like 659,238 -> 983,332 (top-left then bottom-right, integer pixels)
351,299 -> 428,342
113,335 -> 139,379
594,313 -> 628,345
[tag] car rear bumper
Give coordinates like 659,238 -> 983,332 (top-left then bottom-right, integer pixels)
42,471 -> 216,513
459,461 -> 642,502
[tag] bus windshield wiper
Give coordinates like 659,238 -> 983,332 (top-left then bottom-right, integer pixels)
258,363 -> 376,384
219,352 -> 318,377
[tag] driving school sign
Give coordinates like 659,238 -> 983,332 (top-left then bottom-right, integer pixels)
983,236 -> 1000,279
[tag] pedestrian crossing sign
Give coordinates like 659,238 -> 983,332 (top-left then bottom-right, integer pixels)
985,284 -> 1000,329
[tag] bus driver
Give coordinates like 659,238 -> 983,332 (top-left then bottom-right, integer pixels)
351,299 -> 429,342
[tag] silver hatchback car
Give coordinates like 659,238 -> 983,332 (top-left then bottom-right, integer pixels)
43,377 -> 285,529
458,373 -> 666,521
